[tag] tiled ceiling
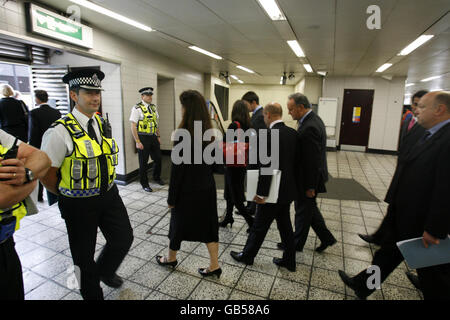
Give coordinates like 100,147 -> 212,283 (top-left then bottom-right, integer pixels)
37,0 -> 450,90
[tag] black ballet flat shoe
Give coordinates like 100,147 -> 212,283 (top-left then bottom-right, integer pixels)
198,267 -> 222,278
156,255 -> 177,268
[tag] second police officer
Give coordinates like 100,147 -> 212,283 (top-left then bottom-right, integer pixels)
129,87 -> 164,192
41,68 -> 133,300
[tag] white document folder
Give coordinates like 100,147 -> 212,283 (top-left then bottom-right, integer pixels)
246,169 -> 281,204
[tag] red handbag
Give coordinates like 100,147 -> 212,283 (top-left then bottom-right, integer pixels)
221,121 -> 249,167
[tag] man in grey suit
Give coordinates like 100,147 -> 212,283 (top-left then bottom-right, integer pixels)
279,93 -> 336,253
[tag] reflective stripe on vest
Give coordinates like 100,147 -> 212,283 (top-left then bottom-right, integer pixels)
0,143 -> 27,231
136,103 -> 158,135
56,113 -> 119,198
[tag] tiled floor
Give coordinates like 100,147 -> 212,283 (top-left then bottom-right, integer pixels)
15,151 -> 423,300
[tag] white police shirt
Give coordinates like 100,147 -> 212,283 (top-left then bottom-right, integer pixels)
0,129 -> 22,149
129,100 -> 159,124
41,107 -> 102,168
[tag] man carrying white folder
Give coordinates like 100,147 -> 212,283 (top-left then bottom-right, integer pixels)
338,91 -> 450,300
230,103 -> 300,272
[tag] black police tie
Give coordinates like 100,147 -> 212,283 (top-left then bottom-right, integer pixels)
88,119 -> 98,143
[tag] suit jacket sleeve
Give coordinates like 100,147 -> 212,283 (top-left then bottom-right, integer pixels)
425,142 -> 450,238
28,110 -> 40,148
256,127 -> 273,197
301,126 -> 322,190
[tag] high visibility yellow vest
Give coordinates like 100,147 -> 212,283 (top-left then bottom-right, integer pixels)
136,102 -> 158,135
56,113 -> 119,198
0,143 -> 27,231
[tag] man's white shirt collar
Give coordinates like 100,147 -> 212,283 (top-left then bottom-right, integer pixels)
72,107 -> 95,128
270,120 -> 283,129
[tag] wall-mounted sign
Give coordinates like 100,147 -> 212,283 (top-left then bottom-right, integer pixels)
26,3 -> 93,49
352,107 -> 361,123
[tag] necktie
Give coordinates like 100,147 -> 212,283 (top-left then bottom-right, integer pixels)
87,119 -> 98,143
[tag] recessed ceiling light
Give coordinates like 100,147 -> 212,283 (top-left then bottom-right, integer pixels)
69,0 -> 152,32
237,80 -> 244,84
236,65 -> 255,74
230,75 -> 239,80
287,40 -> 305,57
188,46 -> 222,60
420,75 -> 441,82
257,0 -> 286,21
430,88 -> 443,92
405,83 -> 415,87
375,63 -> 393,73
398,35 -> 434,56
303,64 -> 313,73
317,71 -> 327,76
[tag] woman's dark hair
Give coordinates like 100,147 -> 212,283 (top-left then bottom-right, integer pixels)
231,100 -> 251,129
178,90 -> 213,146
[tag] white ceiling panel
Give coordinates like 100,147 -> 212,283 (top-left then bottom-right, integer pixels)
33,0 -> 450,86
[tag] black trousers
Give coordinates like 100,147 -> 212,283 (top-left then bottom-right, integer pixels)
0,237 -> 24,300
138,134 -> 162,186
354,242 -> 450,300
58,185 -> 134,300
224,167 -> 247,216
243,203 -> 295,267
293,196 -> 336,250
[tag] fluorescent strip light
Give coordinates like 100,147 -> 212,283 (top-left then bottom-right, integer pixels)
237,80 -> 244,84
188,46 -> 222,60
420,75 -> 441,82
230,75 -> 239,80
375,63 -> 392,73
317,71 -> 327,76
287,40 -> 305,57
257,0 -> 286,21
405,83 -> 415,87
236,65 -> 255,74
398,35 -> 434,56
69,0 -> 152,32
303,64 -> 313,73
431,88 -> 443,92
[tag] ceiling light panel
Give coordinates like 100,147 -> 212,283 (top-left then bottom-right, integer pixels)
257,0 -> 286,21
188,46 -> 222,60
69,0 -> 152,32
375,63 -> 393,73
398,35 -> 434,56
303,64 -> 313,73
287,40 -> 305,57
236,65 -> 255,74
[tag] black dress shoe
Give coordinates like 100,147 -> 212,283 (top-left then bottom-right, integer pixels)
277,242 -> 286,250
273,257 -> 296,272
100,274 -> 123,288
230,251 -> 253,265
198,267 -> 222,278
358,233 -> 379,245
405,271 -> 421,291
154,179 -> 165,186
315,239 -> 337,253
142,185 -> 153,192
338,270 -> 368,300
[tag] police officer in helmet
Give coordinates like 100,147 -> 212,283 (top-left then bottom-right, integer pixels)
130,87 -> 164,192
41,69 -> 133,300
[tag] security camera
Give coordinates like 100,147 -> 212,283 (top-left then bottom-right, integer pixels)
288,73 -> 295,80
281,72 -> 287,85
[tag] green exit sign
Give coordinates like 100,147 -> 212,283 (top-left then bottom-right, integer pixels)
27,3 -> 93,49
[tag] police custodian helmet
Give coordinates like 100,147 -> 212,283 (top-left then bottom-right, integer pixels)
62,68 -> 105,91
139,87 -> 153,95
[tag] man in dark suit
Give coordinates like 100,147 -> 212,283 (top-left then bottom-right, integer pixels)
358,90 -> 428,289
339,91 -> 450,300
28,90 -> 61,202
242,91 -> 267,216
230,103 -> 299,271
279,93 -> 336,253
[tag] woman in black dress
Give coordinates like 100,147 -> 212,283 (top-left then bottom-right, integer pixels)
0,84 -> 29,142
156,90 -> 221,278
220,100 -> 254,231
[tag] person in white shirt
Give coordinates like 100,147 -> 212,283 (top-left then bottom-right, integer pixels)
129,87 -> 164,192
